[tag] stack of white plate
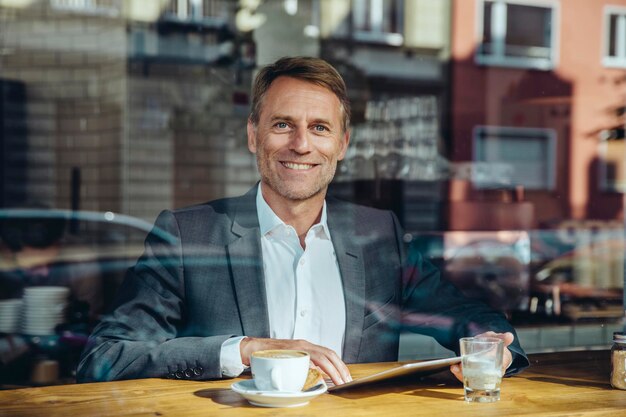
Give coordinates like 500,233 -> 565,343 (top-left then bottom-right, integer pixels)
0,299 -> 23,333
21,286 -> 70,336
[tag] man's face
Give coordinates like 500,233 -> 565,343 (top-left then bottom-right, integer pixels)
247,76 -> 350,203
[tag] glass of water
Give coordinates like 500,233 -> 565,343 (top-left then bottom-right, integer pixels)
460,337 -> 504,403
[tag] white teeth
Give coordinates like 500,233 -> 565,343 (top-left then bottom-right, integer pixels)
282,162 -> 314,170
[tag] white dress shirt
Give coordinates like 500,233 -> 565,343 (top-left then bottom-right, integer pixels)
220,184 -> 346,377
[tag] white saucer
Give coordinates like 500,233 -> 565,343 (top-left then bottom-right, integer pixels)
231,380 -> 327,408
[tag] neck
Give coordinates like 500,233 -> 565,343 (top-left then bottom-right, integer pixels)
260,183 -> 325,239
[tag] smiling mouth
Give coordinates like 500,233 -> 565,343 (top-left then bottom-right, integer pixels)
281,161 -> 317,170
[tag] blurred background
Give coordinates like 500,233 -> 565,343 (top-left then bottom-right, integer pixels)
0,0 -> 624,387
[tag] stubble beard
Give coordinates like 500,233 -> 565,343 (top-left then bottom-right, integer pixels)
256,152 -> 337,201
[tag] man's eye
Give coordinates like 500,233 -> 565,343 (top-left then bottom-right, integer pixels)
314,125 -> 328,132
275,122 -> 288,129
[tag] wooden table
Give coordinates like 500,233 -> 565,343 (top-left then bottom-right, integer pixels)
0,350 -> 624,417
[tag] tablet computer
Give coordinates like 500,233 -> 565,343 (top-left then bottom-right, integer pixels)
327,356 -> 461,392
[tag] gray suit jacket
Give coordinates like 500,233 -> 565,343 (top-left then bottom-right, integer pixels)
77,187 -> 528,382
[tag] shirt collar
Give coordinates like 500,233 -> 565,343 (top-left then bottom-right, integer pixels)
256,183 -> 331,240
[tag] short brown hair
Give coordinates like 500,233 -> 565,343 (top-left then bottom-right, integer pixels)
249,56 -> 351,132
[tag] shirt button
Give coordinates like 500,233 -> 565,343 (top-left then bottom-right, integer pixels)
299,258 -> 305,265
300,309 -> 307,317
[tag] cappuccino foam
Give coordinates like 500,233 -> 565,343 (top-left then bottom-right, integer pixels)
252,350 -> 307,359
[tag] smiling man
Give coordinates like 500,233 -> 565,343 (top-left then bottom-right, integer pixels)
78,57 -> 529,386
248,75 -> 348,230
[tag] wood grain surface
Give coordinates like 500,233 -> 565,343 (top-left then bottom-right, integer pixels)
0,350 -> 624,417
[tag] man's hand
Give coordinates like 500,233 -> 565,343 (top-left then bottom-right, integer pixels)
449,331 -> 514,382
240,337 -> 352,386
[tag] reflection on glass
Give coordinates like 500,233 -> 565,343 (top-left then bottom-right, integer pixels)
0,0 -> 623,389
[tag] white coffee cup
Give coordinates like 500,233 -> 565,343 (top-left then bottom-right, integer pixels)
250,349 -> 310,392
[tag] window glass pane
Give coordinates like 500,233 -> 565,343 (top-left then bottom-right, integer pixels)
353,0 -> 370,31
482,1 -> 493,46
381,0 -> 394,33
475,128 -> 554,190
352,0 -> 400,34
505,4 -> 551,49
165,0 -> 176,15
0,0 -> 624,394
609,14 -> 618,57
202,0 -> 219,17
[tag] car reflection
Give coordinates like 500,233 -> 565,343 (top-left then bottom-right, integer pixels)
0,208 -> 177,386
410,225 -> 625,325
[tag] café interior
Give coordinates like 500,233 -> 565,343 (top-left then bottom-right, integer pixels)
0,1 -> 625,414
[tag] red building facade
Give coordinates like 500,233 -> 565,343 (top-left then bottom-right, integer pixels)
450,0 -> 626,225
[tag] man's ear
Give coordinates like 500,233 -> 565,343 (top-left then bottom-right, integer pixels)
247,119 -> 257,154
337,129 -> 350,161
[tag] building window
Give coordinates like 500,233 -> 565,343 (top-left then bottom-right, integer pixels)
49,0 -> 120,16
165,0 -> 228,21
352,0 -> 404,46
473,126 -> 556,190
599,139 -> 626,192
476,0 -> 558,70
603,6 -> 626,68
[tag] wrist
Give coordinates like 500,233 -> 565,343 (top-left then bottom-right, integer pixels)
240,336 -> 254,366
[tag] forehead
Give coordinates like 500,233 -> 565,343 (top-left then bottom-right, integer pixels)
260,76 -> 342,123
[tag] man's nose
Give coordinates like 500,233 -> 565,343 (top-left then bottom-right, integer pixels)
289,126 -> 311,153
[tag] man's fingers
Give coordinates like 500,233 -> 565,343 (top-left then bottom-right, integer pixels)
311,348 -> 352,385
310,353 -> 345,385
291,339 -> 351,385
476,331 -> 514,347
502,347 -> 513,373
450,364 -> 463,382
472,332 -> 515,373
500,332 -> 515,347
324,348 -> 353,383
240,337 -> 352,385
306,343 -> 352,385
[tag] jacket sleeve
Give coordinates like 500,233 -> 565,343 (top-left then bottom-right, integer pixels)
398,222 -> 529,375
76,210 -> 233,382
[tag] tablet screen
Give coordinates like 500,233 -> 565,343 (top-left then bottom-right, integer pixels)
327,356 -> 461,392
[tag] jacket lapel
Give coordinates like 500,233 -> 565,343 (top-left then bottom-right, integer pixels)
227,187 -> 270,338
225,190 -> 367,356
327,199 -> 366,363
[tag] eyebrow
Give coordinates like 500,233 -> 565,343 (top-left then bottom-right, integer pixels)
270,114 -> 294,123
270,114 -> 334,127
310,118 -> 332,126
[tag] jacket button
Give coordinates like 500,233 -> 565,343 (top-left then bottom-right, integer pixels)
175,370 -> 184,379
184,369 -> 193,378
193,366 -> 203,376
168,372 -> 175,379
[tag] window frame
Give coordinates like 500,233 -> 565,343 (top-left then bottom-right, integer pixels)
475,0 -> 560,70
351,0 -> 404,46
598,139 -> 626,192
49,0 -> 120,16
472,125 -> 557,190
163,0 -> 228,22
603,5 -> 626,68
